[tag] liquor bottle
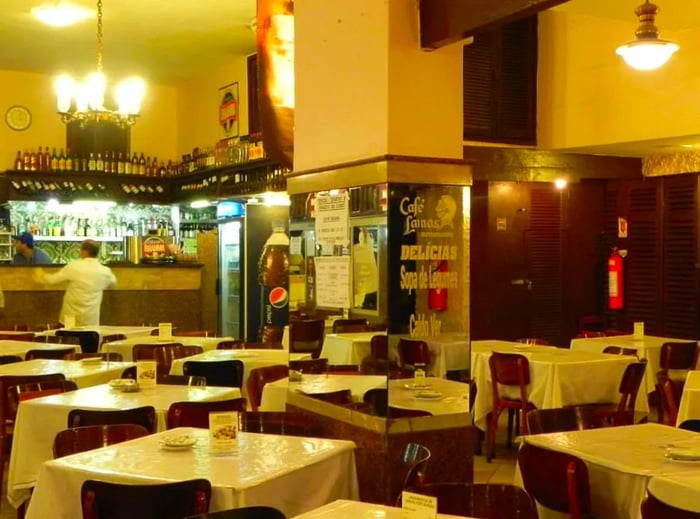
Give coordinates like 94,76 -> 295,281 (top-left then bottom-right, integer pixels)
158,161 -> 166,177
14,151 -> 22,171
37,146 -> 45,171
103,151 -> 111,174
43,148 -> 51,171
30,149 -> 38,171
22,150 -> 30,170
96,152 -> 104,172
58,148 -> 66,172
131,153 -> 138,174
50,148 -> 58,171
150,157 -> 158,177
138,153 -> 146,175
88,152 -> 96,172
117,152 -> 125,175
66,149 -> 74,172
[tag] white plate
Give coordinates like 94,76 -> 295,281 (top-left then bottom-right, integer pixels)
403,383 -> 432,390
160,435 -> 197,450
109,378 -> 136,388
666,448 -> 700,462
414,391 -> 443,400
80,357 -> 102,365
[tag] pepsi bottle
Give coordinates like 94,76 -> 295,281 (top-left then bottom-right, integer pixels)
258,222 -> 290,340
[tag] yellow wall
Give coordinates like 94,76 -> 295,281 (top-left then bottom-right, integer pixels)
538,10 -> 700,151
176,57 -> 250,156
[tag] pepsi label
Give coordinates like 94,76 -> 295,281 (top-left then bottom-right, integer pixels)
262,285 -> 288,326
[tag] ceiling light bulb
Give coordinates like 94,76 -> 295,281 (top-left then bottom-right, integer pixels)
32,3 -> 93,27
616,0 -> 678,71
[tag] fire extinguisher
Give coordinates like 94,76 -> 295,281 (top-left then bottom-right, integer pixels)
608,248 -> 624,310
428,260 -> 448,311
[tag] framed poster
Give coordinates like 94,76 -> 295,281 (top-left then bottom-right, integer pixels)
218,82 -> 239,140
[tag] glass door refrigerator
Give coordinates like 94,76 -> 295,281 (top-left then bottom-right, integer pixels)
218,202 -> 245,338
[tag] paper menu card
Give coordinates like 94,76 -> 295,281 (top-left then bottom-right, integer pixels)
209,411 -> 238,453
136,361 -> 157,388
158,322 -> 173,339
401,491 -> 437,519
633,322 -> 644,340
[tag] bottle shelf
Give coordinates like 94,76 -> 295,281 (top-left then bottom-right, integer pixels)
32,236 -> 124,242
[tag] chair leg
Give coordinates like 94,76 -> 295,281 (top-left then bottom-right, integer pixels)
506,409 -> 514,448
487,409 -> 500,462
656,385 -> 665,424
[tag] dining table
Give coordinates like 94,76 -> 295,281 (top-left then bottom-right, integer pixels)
471,340 -> 649,431
102,335 -> 237,361
392,334 -> 471,378
519,423 -> 700,519
0,339 -> 78,359
35,325 -> 157,343
291,499 -> 469,518
24,427 -> 359,518
0,359 -> 133,388
647,472 -> 700,514
676,370 -> 700,426
7,383 -> 241,508
320,332 -> 382,366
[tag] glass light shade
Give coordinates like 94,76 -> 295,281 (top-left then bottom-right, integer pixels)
115,77 -> 145,115
616,39 -> 679,70
85,72 -> 106,110
75,81 -> 90,112
54,75 -> 74,113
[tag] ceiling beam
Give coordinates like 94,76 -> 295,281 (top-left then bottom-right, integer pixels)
419,0 -> 571,50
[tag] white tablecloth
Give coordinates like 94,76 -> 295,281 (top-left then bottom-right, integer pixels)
570,334 -> 676,395
102,335 -> 236,361
25,427 -> 358,519
648,472 -> 700,514
36,325 -> 156,342
0,340 -> 78,359
320,332 -> 380,365
471,340 -> 649,431
676,371 -> 700,426
521,423 -> 700,519
8,383 -> 240,508
291,499 -> 468,519
170,349 -> 311,397
0,359 -> 133,388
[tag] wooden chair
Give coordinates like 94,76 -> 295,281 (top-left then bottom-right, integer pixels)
656,371 -> 683,426
0,355 -> 22,365
585,360 -> 648,426
487,352 -> 535,461
0,332 -> 35,341
36,323 -> 64,332
574,331 -> 606,338
260,325 -> 284,345
55,330 -> 100,353
81,478 -> 211,519
216,340 -> 244,350
182,506 -> 286,519
64,352 -> 124,362
67,406 -> 157,433
166,399 -> 247,429
10,380 -> 78,405
288,358 -> 329,374
100,334 -> 126,346
388,407 -> 432,418
25,347 -> 76,360
657,341 -> 699,424
526,406 -> 604,434
242,341 -> 283,350
176,331 -> 216,337
603,345 -> 639,357
679,419 -> 700,432
518,442 -> 591,519
306,389 -> 352,405
183,360 -> 244,388
53,424 -> 150,458
394,443 -> 431,503
0,324 -> 29,331
403,483 -> 537,518
641,490 -> 700,518
326,364 -> 360,374
239,411 -> 320,437
132,342 -> 182,362
156,373 -> 190,385
246,365 -> 289,411
362,388 -> 388,417
153,344 -> 202,376
289,319 -> 325,359
516,338 -> 549,345
397,339 -> 430,370
578,314 -> 604,333
332,318 -> 369,334
370,335 -> 389,358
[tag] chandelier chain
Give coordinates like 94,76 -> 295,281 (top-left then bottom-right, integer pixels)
96,0 -> 103,73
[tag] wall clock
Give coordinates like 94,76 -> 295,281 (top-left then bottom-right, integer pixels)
5,105 -> 32,131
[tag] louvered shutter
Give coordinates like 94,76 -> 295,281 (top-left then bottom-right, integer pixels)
463,36 -> 494,139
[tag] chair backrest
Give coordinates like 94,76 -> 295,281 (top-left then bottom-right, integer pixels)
0,332 -> 35,341
332,318 -> 369,334
121,366 -> 137,379
153,344 -> 187,375
167,399 -> 247,429
397,339 -> 430,368
11,380 -> 78,406
216,340 -> 244,350
246,365 -> 289,411
489,352 -> 530,407
517,338 -> 549,345
0,324 -> 29,331
526,406 -> 604,434
518,442 -> 591,517
388,407 -> 432,418
360,357 -> 399,375
182,360 -> 244,388
176,331 -> 215,337
25,347 -> 76,360
182,506 -> 287,519
616,360 -> 648,416
183,345 -> 204,356
288,358 -> 328,374
660,341 -> 699,371
575,331 -> 606,338
641,490 -> 700,519
370,335 -> 389,359
306,389 -> 352,405
603,346 -> 639,357
64,352 -> 124,362
289,320 -> 325,358
260,325 -> 284,345
403,483 -> 537,518
132,342 -> 182,361
326,364 -> 360,374
0,355 -> 22,365
363,388 -> 388,417
657,371 -> 683,426
56,330 -> 100,353
100,333 -> 127,346
397,443 -> 431,501
67,406 -> 157,433
679,419 -> 700,432
241,341 -> 283,350
37,322 -> 64,332
239,411 -> 320,437
53,424 -> 150,458
156,373 -> 190,385
0,373 -> 67,422
81,478 -> 212,519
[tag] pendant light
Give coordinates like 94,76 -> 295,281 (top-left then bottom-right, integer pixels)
616,0 -> 678,71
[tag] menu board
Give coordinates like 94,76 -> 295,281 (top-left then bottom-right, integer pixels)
314,256 -> 351,308
315,191 -> 349,248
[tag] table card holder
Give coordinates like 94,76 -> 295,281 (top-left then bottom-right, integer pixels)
401,491 -> 437,519
633,322 -> 644,340
158,322 -> 173,339
209,411 -> 238,454
136,361 -> 157,388
63,314 -> 76,329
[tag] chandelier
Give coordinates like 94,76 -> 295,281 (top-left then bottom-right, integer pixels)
616,0 -> 678,71
54,0 -> 145,127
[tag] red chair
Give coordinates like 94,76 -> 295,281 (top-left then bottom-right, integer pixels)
245,365 -> 289,411
81,478 -> 211,519
332,318 -> 369,333
526,406 -> 603,434
574,331 -> 606,338
176,331 -> 215,337
288,358 -> 328,374
100,334 -> 126,346
183,506 -> 286,519
603,346 -> 638,357
11,380 -> 78,403
216,340 -> 244,350
306,389 -> 352,405
67,406 -> 157,433
586,360 -> 648,426
394,443 -> 431,504
239,412 -> 320,437
132,342 -> 182,361
641,490 -> 700,518
53,424 -> 150,458
657,341 -> 699,424
518,442 -> 591,519
0,332 -> 35,341
397,339 -> 430,370
183,360 -> 244,388
487,352 -> 535,461
516,338 -> 548,345
289,320 -> 325,358
403,483 -> 536,518
25,347 -> 76,360
388,407 -> 432,418
656,371 -> 682,426
370,335 -> 389,359
154,344 -> 202,376
166,399 -> 247,429
64,352 -> 124,362
260,325 -> 284,345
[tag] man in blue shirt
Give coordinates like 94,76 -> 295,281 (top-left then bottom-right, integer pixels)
12,232 -> 52,265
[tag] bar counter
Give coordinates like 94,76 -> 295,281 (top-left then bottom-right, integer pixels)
0,263 -> 204,329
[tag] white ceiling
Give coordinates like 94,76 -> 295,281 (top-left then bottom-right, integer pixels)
0,0 -> 257,84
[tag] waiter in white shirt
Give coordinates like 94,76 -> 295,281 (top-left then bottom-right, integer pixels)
35,239 -> 117,326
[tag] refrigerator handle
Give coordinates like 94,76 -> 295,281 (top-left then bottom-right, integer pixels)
215,277 -> 221,296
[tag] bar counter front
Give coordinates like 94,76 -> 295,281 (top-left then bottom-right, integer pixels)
0,263 -> 203,330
